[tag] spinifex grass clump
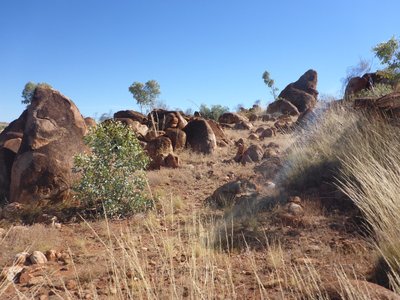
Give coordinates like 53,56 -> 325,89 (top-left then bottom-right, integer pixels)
337,119 -> 400,290
73,121 -> 152,218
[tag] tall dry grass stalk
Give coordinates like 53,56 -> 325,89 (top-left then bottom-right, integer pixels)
337,114 -> 400,291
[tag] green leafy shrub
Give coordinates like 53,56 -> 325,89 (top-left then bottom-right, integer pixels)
73,121 -> 151,218
198,104 -> 229,120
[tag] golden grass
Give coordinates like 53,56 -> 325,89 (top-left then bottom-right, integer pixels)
336,115 -> 400,291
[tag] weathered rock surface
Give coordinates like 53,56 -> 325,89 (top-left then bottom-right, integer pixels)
205,179 -> 257,208
183,118 -> 216,154
218,112 -> 250,126
278,69 -> 318,112
344,72 -> 389,100
240,145 -> 264,164
84,117 -> 96,129
164,128 -> 186,151
114,110 -> 147,123
206,120 -> 230,147
149,109 -> 188,130
254,157 -> 282,181
114,118 -> 149,137
322,280 -> 400,300
0,111 -> 27,203
267,99 -> 300,116
7,87 -> 87,206
260,128 -> 276,139
29,251 -> 48,264
145,136 -> 174,169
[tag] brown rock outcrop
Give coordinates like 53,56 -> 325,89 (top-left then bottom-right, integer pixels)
84,117 -> 96,129
145,136 -> 174,169
206,120 -> 230,147
149,109 -> 187,130
114,110 -> 147,123
266,99 -> 300,116
164,128 -> 186,151
218,112 -> 249,124
344,72 -> 389,100
278,69 -> 318,112
8,87 -> 87,206
183,118 -> 216,154
240,144 -> 264,164
0,111 -> 27,203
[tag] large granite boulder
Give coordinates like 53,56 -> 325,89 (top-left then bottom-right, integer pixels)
344,72 -> 390,100
206,120 -> 230,147
278,69 -> 318,112
145,136 -> 174,169
7,86 -> 87,206
164,128 -> 186,151
183,118 -> 216,154
266,98 -> 300,116
0,111 -> 27,203
218,112 -> 248,124
113,110 -> 147,124
148,109 -> 188,131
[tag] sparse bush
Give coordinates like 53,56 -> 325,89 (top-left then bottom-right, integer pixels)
73,121 -> 152,218
198,104 -> 229,120
354,83 -> 393,98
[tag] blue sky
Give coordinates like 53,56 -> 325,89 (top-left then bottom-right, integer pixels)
1,0 -> 399,122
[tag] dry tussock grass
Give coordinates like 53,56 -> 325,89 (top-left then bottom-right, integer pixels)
283,103 -> 400,295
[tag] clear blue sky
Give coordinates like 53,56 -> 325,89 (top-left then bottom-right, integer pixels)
1,0 -> 399,122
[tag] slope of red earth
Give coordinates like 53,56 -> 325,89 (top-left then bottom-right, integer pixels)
0,117 -> 378,299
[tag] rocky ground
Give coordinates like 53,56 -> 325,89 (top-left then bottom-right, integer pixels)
1,70 -> 399,299
0,118 -> 378,299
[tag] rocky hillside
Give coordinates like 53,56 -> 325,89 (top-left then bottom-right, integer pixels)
1,71 -> 400,299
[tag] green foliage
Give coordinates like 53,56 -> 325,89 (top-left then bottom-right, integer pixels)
198,104 -> 229,120
262,70 -> 279,100
373,36 -> 400,80
355,83 -> 393,98
128,80 -> 161,113
21,81 -> 52,105
73,121 -> 152,218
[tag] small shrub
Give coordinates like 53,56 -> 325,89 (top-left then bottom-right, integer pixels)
73,121 -> 152,218
354,83 -> 393,98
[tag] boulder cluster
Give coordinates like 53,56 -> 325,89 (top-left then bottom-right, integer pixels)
0,70 -> 320,211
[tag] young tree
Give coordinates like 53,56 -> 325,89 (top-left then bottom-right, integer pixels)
21,81 -> 52,105
373,36 -> 400,80
262,71 -> 279,100
128,80 -> 161,113
73,121 -> 151,218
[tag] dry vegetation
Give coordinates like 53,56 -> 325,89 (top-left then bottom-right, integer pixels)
0,122 -> 8,133
1,106 -> 400,299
